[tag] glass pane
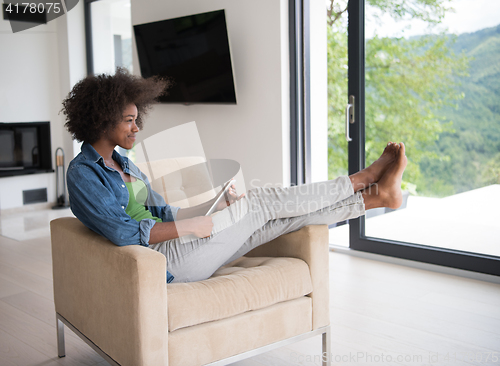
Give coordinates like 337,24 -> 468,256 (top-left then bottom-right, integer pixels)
91,0 -> 133,75
326,1 -> 349,247
91,0 -> 135,160
364,0 -> 500,257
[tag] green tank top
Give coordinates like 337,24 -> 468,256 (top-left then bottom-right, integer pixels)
125,180 -> 162,223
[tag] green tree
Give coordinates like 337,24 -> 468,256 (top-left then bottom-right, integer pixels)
327,0 -> 469,197
482,153 -> 500,185
423,25 -> 500,195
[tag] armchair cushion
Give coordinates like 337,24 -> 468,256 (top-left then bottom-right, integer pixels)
167,256 -> 313,332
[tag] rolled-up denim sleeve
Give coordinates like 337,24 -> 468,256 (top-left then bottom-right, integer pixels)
139,218 -> 157,245
162,205 -> 180,222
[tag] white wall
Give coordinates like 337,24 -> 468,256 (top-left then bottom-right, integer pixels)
56,0 -> 87,157
0,0 -> 326,210
0,2 -> 86,211
310,0 -> 328,183
131,0 -> 291,191
0,18 -> 61,210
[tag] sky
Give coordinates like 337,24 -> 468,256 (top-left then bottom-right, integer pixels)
365,0 -> 500,39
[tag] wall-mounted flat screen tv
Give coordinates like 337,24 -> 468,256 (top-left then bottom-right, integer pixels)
134,9 -> 237,104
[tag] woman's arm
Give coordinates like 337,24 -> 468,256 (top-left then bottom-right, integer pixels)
175,182 -> 245,220
67,164 -> 154,246
148,181 -> 244,244
148,216 -> 214,244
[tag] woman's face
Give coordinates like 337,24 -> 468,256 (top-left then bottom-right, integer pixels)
107,103 -> 139,150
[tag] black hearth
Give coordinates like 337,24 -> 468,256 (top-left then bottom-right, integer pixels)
0,121 -> 53,177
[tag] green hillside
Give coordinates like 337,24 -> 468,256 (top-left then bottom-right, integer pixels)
418,24 -> 500,196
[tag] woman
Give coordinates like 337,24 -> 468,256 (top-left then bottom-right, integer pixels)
63,68 -> 406,283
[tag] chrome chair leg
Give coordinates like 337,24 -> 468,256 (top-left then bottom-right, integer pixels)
57,316 -> 66,358
322,326 -> 331,366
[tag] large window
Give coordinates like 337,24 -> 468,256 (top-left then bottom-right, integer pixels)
324,0 -> 500,275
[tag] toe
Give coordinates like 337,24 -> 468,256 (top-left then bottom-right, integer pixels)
390,142 -> 400,155
399,142 -> 406,156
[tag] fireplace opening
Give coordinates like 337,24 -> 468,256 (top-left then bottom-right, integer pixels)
0,121 -> 53,177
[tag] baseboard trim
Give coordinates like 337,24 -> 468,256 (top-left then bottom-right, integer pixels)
329,245 -> 500,285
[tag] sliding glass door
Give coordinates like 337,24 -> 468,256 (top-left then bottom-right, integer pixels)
85,0 -> 133,75
345,0 -> 500,276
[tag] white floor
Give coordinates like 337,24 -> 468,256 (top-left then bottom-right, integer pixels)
0,208 -> 499,365
0,207 -> 74,241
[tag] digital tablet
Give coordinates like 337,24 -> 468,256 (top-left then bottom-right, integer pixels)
205,179 -> 236,216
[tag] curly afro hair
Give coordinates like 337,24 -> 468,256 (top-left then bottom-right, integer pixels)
61,68 -> 170,144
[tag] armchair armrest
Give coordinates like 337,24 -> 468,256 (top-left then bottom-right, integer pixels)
245,224 -> 330,329
50,217 -> 168,366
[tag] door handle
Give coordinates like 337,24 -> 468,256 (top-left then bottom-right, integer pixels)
345,95 -> 355,142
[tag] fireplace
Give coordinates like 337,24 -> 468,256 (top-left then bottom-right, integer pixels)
0,121 -> 53,177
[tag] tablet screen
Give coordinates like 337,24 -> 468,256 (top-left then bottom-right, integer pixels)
205,179 -> 236,216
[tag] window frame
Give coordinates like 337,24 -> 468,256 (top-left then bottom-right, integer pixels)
346,0 -> 500,277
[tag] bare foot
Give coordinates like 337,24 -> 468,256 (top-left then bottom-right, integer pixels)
371,142 -> 407,209
350,142 -> 400,192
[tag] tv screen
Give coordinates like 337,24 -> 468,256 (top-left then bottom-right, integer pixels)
134,9 -> 237,104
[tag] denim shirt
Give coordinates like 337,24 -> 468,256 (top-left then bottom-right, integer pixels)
67,142 -> 178,283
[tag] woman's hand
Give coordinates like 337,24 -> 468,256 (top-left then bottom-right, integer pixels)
216,182 -> 245,211
187,216 -> 214,238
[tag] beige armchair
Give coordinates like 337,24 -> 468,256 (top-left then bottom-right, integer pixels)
50,157 -> 331,365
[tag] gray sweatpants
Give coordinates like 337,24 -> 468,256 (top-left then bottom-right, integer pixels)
149,176 -> 365,283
